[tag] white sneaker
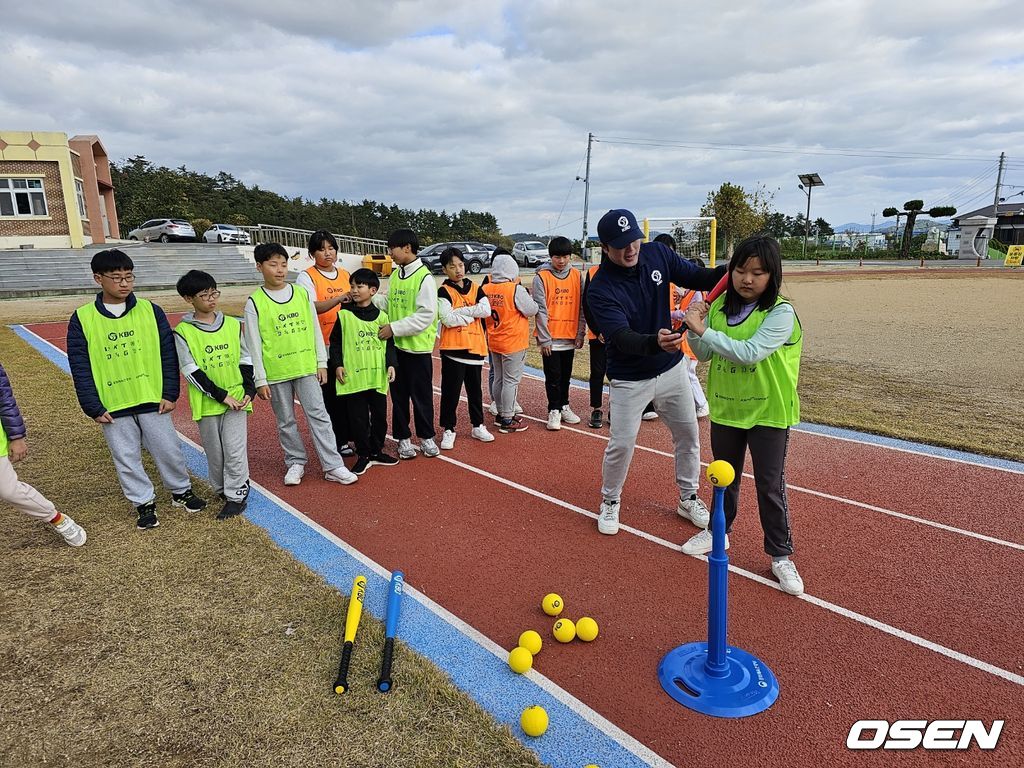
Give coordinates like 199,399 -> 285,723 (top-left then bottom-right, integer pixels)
397,439 -> 417,460
678,495 -> 710,528
440,430 -> 456,450
53,514 -> 86,547
471,425 -> 495,442
324,466 -> 358,485
695,403 -> 710,418
284,464 -> 305,486
681,529 -> 729,555
420,438 -> 440,457
642,410 -> 659,421
771,559 -> 805,595
546,410 -> 562,431
488,401 -> 498,416
597,500 -> 620,535
514,401 -> 523,415
560,405 -> 581,424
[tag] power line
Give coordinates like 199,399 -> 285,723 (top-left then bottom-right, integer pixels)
595,135 -> 1000,163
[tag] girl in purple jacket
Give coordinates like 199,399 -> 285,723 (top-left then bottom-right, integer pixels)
0,362 -> 85,546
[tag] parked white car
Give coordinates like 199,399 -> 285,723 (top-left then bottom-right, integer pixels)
512,240 -> 547,267
127,218 -> 197,243
203,224 -> 252,244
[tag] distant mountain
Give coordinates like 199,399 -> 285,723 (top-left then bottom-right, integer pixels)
833,219 -> 949,234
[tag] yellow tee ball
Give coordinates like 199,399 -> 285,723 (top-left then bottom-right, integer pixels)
575,616 -> 599,642
519,630 -> 543,656
542,593 -> 564,616
706,459 -> 736,487
508,646 -> 533,674
553,618 -> 576,643
520,705 -> 549,737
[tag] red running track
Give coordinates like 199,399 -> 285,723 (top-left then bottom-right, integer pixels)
25,318 -> 1024,767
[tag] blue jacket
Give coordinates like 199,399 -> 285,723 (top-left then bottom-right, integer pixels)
586,242 -> 724,381
67,293 -> 180,419
0,362 -> 26,442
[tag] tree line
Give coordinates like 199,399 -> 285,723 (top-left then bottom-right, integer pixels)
111,156 -> 510,246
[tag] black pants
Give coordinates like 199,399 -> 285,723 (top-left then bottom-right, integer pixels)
391,349 -> 435,440
588,339 -> 606,409
320,380 -> 351,449
343,389 -> 388,458
710,423 -> 794,557
541,349 -> 575,412
439,356 -> 484,430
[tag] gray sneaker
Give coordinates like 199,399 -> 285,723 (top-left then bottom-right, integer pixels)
53,514 -> 86,547
420,438 -> 440,457
397,439 -> 417,460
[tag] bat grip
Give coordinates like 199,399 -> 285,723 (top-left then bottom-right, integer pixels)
376,638 -> 395,692
334,642 -> 353,694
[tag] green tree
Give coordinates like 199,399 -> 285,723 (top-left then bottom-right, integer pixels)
813,217 -> 834,236
700,182 -> 773,257
883,200 -> 956,260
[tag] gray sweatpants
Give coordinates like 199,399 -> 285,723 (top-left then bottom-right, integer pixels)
490,351 -> 526,419
0,456 -> 57,521
268,375 -> 343,474
197,410 -> 250,502
101,411 -> 192,506
601,360 -> 700,503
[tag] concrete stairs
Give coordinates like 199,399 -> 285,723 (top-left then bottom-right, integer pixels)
0,243 -> 268,297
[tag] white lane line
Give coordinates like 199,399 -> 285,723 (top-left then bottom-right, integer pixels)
430,386 -> 1024,552
421,444 -> 1024,689
438,354 -> 1024,477
176,431 -> 672,768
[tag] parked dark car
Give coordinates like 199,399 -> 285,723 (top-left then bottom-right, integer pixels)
419,242 -> 490,274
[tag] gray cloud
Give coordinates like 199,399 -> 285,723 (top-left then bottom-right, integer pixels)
2,0 -> 1021,236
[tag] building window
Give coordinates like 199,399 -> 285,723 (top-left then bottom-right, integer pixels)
0,178 -> 48,217
75,179 -> 87,218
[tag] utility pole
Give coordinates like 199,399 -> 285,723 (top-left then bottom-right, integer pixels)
579,132 -> 593,261
993,151 -> 1006,217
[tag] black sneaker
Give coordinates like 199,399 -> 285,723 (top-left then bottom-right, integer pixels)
172,489 -> 207,513
352,456 -> 371,475
588,409 -> 603,429
216,499 -> 246,520
369,452 -> 399,467
136,501 -> 159,530
339,444 -> 355,457
497,416 -> 528,433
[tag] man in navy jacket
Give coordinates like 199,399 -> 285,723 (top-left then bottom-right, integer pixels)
585,209 -> 725,536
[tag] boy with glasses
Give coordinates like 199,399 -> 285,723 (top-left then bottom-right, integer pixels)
174,270 -> 255,519
67,249 -> 206,530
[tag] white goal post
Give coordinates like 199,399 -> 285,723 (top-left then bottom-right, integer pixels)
642,216 -> 717,267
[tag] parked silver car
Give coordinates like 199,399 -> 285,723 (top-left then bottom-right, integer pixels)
419,242 -> 491,274
128,218 -> 197,243
203,224 -> 252,244
512,240 -> 547,267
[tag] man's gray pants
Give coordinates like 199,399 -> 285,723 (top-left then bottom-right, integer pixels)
197,409 -> 250,502
269,375 -> 343,473
101,411 -> 192,506
601,360 -> 700,503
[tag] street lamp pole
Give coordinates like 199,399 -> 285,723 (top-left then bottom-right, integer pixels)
797,173 -> 824,260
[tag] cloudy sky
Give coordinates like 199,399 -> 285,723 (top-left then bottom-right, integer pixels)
4,0 -> 1023,236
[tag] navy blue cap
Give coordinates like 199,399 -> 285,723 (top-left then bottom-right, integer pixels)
597,209 -> 643,248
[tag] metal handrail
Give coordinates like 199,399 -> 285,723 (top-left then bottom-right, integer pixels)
239,224 -> 388,256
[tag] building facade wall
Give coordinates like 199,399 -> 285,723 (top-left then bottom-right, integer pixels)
0,130 -> 86,248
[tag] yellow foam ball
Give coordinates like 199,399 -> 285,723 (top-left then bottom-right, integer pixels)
542,593 -> 564,616
706,460 -> 736,488
575,616 -> 599,642
520,705 -> 549,737
553,618 -> 576,643
508,646 -> 533,674
519,630 -> 543,656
